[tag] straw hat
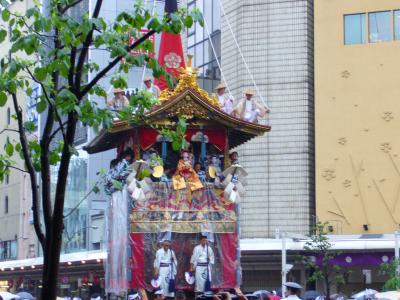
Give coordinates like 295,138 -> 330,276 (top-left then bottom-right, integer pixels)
244,88 -> 254,95
113,88 -> 124,94
143,76 -> 152,82
214,83 -> 226,90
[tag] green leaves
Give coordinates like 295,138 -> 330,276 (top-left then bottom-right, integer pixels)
92,185 -> 100,194
0,29 -> 7,43
161,117 -> 188,152
24,121 -> 37,132
34,67 -> 47,81
5,142 -> 14,156
49,151 -> 60,165
0,92 -> 7,106
36,99 -> 47,113
1,9 -> 10,22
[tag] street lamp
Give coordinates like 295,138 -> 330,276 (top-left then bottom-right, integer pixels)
281,232 -> 294,296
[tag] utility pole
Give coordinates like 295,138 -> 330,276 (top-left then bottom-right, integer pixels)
282,232 -> 286,296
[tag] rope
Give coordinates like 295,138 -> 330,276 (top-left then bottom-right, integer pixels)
203,16 -> 233,100
218,0 -> 270,111
139,0 -> 157,89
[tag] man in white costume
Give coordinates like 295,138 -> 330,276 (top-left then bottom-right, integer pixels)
189,235 -> 215,293
154,239 -> 177,298
212,83 -> 234,115
233,89 -> 269,123
144,76 -> 161,99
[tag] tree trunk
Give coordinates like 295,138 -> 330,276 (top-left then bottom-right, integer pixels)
41,227 -> 64,300
325,276 -> 330,299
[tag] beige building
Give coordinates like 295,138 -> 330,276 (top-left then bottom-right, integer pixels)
0,0 -> 37,261
315,0 -> 400,234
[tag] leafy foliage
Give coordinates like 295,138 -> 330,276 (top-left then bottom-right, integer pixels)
301,222 -> 349,298
161,116 -> 188,151
380,258 -> 400,291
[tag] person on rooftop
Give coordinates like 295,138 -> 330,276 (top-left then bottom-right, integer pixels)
107,88 -> 129,110
212,83 -> 234,115
143,76 -> 161,99
233,89 -> 269,123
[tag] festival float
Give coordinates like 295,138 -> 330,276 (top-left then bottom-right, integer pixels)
85,56 -> 270,297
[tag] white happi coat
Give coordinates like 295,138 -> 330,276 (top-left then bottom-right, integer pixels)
190,244 -> 215,292
154,248 -> 177,297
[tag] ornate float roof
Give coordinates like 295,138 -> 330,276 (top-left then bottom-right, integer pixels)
84,60 -> 270,154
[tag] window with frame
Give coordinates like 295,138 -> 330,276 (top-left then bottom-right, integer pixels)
344,13 -> 366,45
395,10 -> 400,40
369,11 -> 392,42
187,0 -> 221,92
0,240 -> 17,261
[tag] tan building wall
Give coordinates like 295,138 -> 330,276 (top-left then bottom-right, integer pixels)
0,0 -> 37,259
315,0 -> 400,234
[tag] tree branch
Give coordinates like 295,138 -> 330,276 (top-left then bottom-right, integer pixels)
25,67 -> 66,141
6,165 -> 29,174
69,47 -> 77,90
60,0 -> 84,14
63,181 -> 100,219
75,0 -> 104,92
0,128 -> 20,135
79,29 -> 155,98
11,93 -> 45,247
49,122 -> 67,142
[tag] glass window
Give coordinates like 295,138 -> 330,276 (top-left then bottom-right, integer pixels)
369,11 -> 392,42
187,3 -> 195,35
188,46 -> 194,57
344,14 -> 366,45
204,1 -> 213,39
188,34 -> 195,48
195,43 -> 203,67
212,0 -> 221,31
204,40 -> 212,64
0,240 -> 17,260
395,10 -> 400,40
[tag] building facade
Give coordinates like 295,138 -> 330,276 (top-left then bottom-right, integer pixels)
219,0 -> 315,238
315,0 -> 400,234
0,0 -> 38,263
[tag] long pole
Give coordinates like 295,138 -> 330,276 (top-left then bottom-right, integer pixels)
236,202 -> 241,287
395,231 -> 399,280
282,232 -> 286,297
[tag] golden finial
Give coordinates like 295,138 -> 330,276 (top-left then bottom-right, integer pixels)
157,55 -> 220,108
179,54 -> 199,75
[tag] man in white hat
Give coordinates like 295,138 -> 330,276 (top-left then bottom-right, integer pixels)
281,282 -> 303,300
107,88 -> 129,110
154,239 -> 177,298
144,76 -> 161,99
189,235 -> 215,293
212,83 -> 234,115
233,89 -> 269,123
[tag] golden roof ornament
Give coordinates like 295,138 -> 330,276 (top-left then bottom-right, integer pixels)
158,55 -> 220,108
